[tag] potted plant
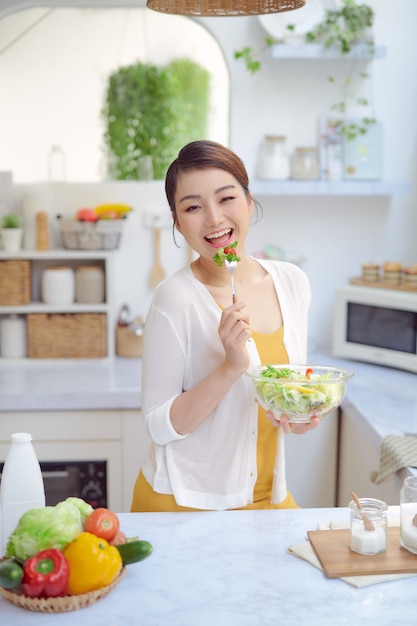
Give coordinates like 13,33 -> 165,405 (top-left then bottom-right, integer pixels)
1,213 -> 23,253
102,58 -> 210,181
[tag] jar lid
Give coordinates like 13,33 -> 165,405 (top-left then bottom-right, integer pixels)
265,134 -> 286,141
294,147 -> 317,153
76,265 -> 103,272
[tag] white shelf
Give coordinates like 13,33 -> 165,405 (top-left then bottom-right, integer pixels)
251,180 -> 410,197
0,249 -> 115,359
0,303 -> 108,314
270,43 -> 386,61
0,249 -> 113,260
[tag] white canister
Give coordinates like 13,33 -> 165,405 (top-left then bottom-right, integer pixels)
41,266 -> 75,305
256,135 -> 290,180
0,314 -> 26,357
75,266 -> 105,303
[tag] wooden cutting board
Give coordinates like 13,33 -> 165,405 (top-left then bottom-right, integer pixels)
308,527 -> 417,578
349,276 -> 417,292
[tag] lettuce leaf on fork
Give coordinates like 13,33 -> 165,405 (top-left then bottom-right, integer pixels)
213,240 -> 241,267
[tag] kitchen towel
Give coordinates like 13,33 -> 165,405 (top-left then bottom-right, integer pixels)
288,515 -> 417,588
372,434 -> 417,484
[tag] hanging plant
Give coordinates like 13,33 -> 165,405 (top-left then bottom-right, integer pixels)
102,58 -> 210,180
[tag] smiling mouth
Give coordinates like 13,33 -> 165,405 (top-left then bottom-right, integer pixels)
204,228 -> 233,246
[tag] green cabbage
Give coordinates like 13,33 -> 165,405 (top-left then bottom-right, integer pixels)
5,497 -> 93,561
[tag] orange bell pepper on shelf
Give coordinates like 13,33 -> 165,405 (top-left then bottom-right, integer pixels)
63,531 -> 122,595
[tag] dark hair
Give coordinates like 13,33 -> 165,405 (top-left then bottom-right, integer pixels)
165,140 -> 251,219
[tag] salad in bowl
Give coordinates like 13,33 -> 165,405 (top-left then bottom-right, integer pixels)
247,364 -> 354,423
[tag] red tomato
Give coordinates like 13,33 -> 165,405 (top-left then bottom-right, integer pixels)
84,508 -> 120,541
224,247 -> 236,256
305,368 -> 314,379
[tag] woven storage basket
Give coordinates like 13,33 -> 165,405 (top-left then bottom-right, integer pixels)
0,565 -> 125,613
58,218 -> 124,250
0,260 -> 31,305
27,313 -> 107,358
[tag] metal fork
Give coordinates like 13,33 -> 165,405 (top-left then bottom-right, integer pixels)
224,259 -> 238,303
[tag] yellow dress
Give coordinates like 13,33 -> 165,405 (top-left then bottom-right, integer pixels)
131,326 -> 298,511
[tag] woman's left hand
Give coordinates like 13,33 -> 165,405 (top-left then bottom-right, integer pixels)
265,411 -> 320,434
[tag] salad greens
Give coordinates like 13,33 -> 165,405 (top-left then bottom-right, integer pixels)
253,365 -> 343,420
213,240 -> 241,267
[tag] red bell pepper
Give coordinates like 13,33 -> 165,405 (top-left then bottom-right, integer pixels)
22,548 -> 69,598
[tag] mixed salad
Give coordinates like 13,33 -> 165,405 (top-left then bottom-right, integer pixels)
213,241 -> 241,267
251,365 -> 345,421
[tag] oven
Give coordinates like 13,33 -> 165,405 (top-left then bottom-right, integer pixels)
0,460 -> 108,508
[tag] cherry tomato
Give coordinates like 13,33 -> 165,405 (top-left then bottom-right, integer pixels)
305,368 -> 314,379
224,247 -> 236,256
84,508 -> 120,541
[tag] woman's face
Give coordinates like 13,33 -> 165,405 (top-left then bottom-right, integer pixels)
173,168 -> 253,262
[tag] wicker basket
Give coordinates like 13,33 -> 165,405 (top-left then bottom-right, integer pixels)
58,218 -> 124,250
27,313 -> 107,358
0,566 -> 125,613
0,260 -> 31,305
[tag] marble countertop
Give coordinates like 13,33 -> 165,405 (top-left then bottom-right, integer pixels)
0,358 -> 142,410
1,353 -> 416,451
1,507 -> 416,626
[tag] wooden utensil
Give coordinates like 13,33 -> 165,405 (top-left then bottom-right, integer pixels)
149,225 -> 166,289
351,491 -> 375,531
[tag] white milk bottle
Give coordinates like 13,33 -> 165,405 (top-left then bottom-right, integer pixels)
0,433 -> 45,554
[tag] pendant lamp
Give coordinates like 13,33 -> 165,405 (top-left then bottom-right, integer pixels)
146,1 -> 306,17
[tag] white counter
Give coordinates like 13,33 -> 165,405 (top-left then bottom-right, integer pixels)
1,354 -> 416,446
1,507 -> 416,626
0,358 -> 142,410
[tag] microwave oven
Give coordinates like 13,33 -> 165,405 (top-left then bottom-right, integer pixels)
333,284 -> 417,373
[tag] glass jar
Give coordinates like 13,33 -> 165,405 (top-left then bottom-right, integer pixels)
291,147 -> 319,180
349,497 -> 387,555
256,135 -> 290,180
400,476 -> 417,555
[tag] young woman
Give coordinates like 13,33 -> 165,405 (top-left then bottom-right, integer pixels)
131,140 -> 319,512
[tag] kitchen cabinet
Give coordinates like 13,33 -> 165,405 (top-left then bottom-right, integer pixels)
337,408 -> 404,506
0,249 -> 114,359
285,409 -> 338,507
0,409 -> 151,512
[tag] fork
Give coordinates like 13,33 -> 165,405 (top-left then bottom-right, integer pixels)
224,259 -> 238,303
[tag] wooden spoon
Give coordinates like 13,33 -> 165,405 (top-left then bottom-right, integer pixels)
149,225 -> 166,289
351,491 -> 376,531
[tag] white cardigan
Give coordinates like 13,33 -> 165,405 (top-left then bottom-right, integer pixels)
140,258 -> 311,510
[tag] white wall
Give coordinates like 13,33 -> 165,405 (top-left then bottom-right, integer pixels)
2,1 -> 417,353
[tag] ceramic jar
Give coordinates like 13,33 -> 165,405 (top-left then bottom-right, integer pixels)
41,266 -> 75,305
0,315 -> 26,358
75,266 -> 105,303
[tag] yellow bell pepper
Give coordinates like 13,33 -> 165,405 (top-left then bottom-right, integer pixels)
63,531 -> 122,595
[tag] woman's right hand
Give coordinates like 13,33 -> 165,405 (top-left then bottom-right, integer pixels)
218,302 -> 252,374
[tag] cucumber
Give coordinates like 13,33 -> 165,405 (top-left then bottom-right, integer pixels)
0,558 -> 24,589
116,540 -> 153,565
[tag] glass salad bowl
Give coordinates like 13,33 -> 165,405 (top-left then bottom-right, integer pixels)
246,364 -> 354,424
